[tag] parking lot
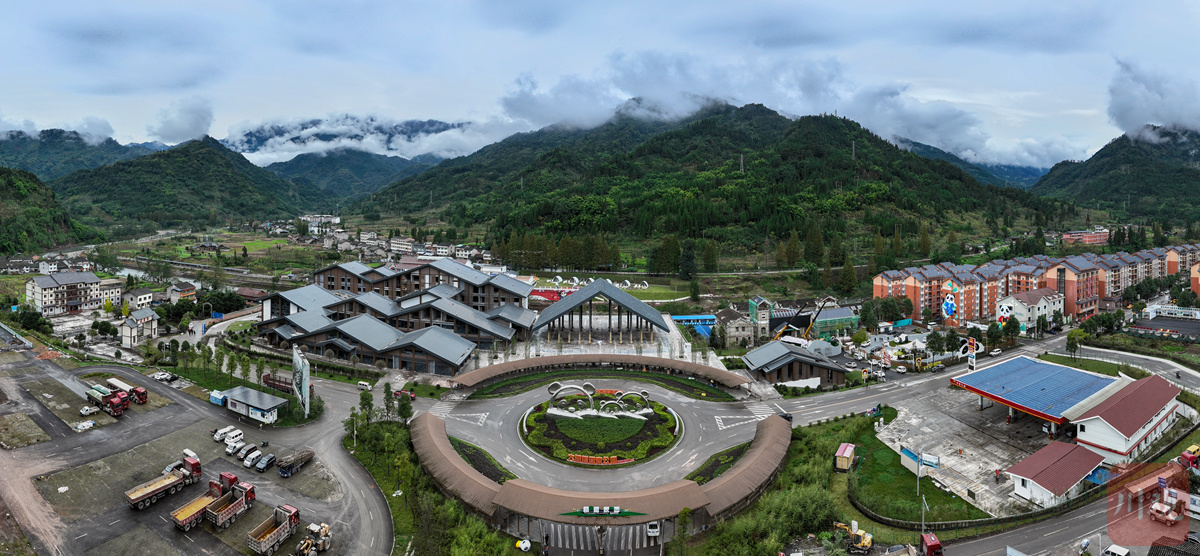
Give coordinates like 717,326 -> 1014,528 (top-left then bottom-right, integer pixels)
877,385 -> 1050,516
24,377 -> 119,430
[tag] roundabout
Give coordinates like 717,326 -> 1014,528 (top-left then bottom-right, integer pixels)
410,357 -> 793,553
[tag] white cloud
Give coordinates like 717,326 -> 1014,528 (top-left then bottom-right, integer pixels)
1108,59 -> 1200,140
65,116 -> 114,145
147,97 -> 214,144
0,112 -> 37,136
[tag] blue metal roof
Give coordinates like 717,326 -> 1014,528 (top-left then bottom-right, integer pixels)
953,357 -> 1116,419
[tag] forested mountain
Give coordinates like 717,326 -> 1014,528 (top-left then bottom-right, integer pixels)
0,129 -> 155,181
51,136 -> 328,225
0,167 -> 101,255
897,138 -> 1047,188
364,103 -> 1060,250
1031,125 -> 1200,222
266,148 -> 440,198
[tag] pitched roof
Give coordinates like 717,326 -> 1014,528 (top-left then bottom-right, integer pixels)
1005,441 -> 1105,497
485,273 -> 533,297
714,308 -> 747,325
742,340 -> 844,374
285,310 -> 335,332
222,385 -> 289,410
427,258 -> 490,286
333,315 -> 405,352
532,279 -> 669,331
277,284 -> 343,313
484,304 -> 538,329
128,287 -> 153,296
130,308 -> 158,321
172,281 -> 195,291
1009,287 -> 1063,307
1077,374 -> 1181,438
430,298 -> 515,340
388,327 -> 475,366
353,291 -> 402,317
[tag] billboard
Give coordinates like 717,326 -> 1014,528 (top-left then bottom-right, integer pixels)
292,346 -> 311,418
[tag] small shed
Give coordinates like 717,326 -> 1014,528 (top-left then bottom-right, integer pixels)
222,386 -> 288,424
835,443 -> 856,472
209,390 -> 226,406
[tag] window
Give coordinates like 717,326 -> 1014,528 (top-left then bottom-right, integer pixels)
1078,424 -> 1085,433
1020,478 -> 1027,488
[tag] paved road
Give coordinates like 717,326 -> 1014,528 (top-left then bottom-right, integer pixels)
0,352 -> 392,556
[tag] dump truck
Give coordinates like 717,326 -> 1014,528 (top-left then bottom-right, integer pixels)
295,523 -> 333,555
171,472 -> 237,531
248,505 -> 300,555
919,533 -> 944,556
124,451 -> 202,509
91,384 -> 129,410
834,522 -> 873,555
85,389 -> 124,416
278,450 -> 314,478
106,377 -> 148,404
207,479 -> 256,529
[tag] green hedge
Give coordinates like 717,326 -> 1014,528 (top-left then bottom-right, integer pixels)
523,399 -> 677,461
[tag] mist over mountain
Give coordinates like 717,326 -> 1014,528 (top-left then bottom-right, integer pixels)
896,138 -> 1048,188
0,129 -> 155,181
221,114 -> 472,165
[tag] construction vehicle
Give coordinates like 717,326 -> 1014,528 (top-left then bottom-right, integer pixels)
207,479 -> 257,529
124,451 -> 202,509
85,389 -> 124,416
278,450 -> 315,478
91,384 -> 129,410
247,505 -> 301,555
771,302 -> 826,342
919,533 -> 944,556
171,472 -> 237,531
294,523 -> 333,555
834,521 -> 873,554
1150,501 -> 1185,526
106,377 -> 148,404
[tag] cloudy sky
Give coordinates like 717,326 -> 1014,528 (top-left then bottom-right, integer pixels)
0,1 -> 1196,167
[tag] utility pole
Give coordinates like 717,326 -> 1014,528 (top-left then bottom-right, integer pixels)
852,140 -> 856,162
739,154 -> 744,174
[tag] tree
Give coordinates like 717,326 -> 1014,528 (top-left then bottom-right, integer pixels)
1036,315 -> 1049,339
919,226 -> 931,256
1066,329 -> 1087,360
945,329 -> 960,354
689,279 -> 700,302
121,300 -> 130,317
859,303 -> 878,332
921,306 -> 934,324
1052,310 -> 1064,330
359,390 -> 375,424
295,219 -> 310,236
774,242 -> 787,270
926,330 -> 944,354
702,240 -> 718,273
103,298 -> 115,315
803,223 -> 823,264
967,326 -> 984,346
838,251 -> 857,295
396,394 -> 413,422
786,230 -> 802,268
667,507 -> 692,556
851,329 -> 869,349
255,358 -> 266,390
383,382 -> 395,417
678,239 -> 696,280
822,254 -> 833,288
986,322 -> 1002,349
1003,316 -> 1022,343
896,297 -> 914,320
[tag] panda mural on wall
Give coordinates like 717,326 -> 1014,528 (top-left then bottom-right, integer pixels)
996,304 -> 1012,324
942,293 -> 957,320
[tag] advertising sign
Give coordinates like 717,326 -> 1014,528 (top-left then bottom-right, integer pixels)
292,346 -> 311,418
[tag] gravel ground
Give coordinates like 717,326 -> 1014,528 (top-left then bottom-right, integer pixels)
83,524 -> 182,556
23,378 -> 118,431
0,413 -> 50,448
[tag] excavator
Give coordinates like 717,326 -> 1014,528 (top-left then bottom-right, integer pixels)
834,522 -> 873,554
294,523 -> 332,555
771,302 -> 826,342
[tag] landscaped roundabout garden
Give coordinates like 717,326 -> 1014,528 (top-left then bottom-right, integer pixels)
521,383 -> 679,467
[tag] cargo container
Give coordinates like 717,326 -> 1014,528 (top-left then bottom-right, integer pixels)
206,480 -> 256,529
247,505 -> 300,555
170,472 -> 237,531
106,378 -> 148,404
278,450 -> 314,478
85,389 -> 124,416
124,452 -> 202,509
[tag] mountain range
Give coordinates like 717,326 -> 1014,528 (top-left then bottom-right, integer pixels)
1031,125 -> 1200,222
0,167 -> 100,255
895,138 -> 1047,188
221,115 -> 467,155
266,148 -> 441,198
0,129 -> 156,181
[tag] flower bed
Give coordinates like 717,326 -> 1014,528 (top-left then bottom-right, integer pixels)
522,395 -> 678,465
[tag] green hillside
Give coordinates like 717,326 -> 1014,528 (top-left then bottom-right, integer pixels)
267,148 -> 439,198
0,129 -> 155,181
51,136 -> 328,225
365,104 -> 1060,253
897,138 -> 1047,188
0,167 -> 101,255
1031,126 -> 1200,222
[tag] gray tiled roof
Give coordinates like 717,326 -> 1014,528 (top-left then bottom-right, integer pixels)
223,386 -> 288,410
32,271 -> 100,288
286,311 -> 335,332
485,304 -> 537,329
278,284 -> 344,313
353,292 -> 401,317
334,315 -> 405,352
431,298 -> 515,339
486,273 -> 534,297
532,280 -> 669,331
387,326 -> 475,366
427,258 -> 490,286
741,340 -> 844,374
130,308 -> 158,321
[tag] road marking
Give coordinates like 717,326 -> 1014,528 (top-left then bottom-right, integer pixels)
159,516 -> 168,523
337,520 -> 350,526
108,519 -> 120,526
369,511 -> 373,520
1043,526 -> 1068,537
184,534 -> 194,543
74,534 -> 86,540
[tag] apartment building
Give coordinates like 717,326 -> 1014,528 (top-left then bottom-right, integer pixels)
25,272 -> 102,316
1043,257 -> 1100,318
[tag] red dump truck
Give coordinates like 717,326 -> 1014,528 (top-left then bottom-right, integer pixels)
206,479 -> 257,529
91,385 -> 129,411
85,389 -> 124,416
247,505 -> 300,555
124,451 -> 202,510
106,377 -> 148,404
170,472 -> 237,531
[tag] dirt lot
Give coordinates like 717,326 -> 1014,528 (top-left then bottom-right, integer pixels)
84,524 -> 182,556
24,378 -> 118,431
0,496 -> 35,556
0,352 -> 27,365
35,420 -> 339,522
0,413 -> 50,448
206,501 -> 311,555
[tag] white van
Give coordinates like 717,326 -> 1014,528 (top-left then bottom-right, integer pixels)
224,429 -> 244,446
357,381 -> 372,391
213,425 -> 236,442
1100,546 -> 1129,556
243,450 -> 262,468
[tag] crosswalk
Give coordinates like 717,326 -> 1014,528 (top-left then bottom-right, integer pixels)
427,401 -> 458,418
714,402 -> 774,431
543,522 -> 660,552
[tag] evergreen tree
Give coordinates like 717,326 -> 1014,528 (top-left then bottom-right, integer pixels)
689,279 -> 700,301
786,230 -> 802,268
891,229 -> 902,257
822,254 -> 833,288
838,251 -> 857,295
702,240 -> 718,273
919,226 -> 931,256
678,239 -> 696,280
804,223 -> 823,264
829,235 -> 844,268
774,242 -> 787,269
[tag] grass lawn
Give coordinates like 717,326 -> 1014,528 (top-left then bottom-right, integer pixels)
402,382 -> 449,399
0,274 -> 29,299
226,321 -> 254,333
239,239 -> 288,252
1038,353 -> 1147,378
630,286 -> 690,301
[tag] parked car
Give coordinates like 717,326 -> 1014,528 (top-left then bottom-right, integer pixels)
237,443 -> 256,460
255,453 -> 277,472
394,390 -> 416,400
989,348 -> 1002,357
845,362 -> 857,369
646,522 -> 660,537
152,372 -> 171,381
80,405 -> 99,416
243,450 -> 263,468
893,366 -> 906,374
225,440 -> 246,456
775,412 -> 793,423
853,352 -> 864,361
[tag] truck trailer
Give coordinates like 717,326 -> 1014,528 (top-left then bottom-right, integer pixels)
170,472 -> 237,531
278,450 -> 314,478
124,452 -> 202,509
91,384 -> 129,410
247,505 -> 300,555
85,389 -> 124,416
106,377 -> 148,404
207,480 -> 257,529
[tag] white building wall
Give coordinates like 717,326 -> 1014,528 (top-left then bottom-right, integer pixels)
1076,402 -> 1180,465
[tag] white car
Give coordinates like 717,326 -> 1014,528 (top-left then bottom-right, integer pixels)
243,450 -> 262,468
646,522 -> 660,537
845,362 -> 857,369
853,353 -> 864,361
80,405 -> 99,416
225,440 -> 246,456
989,348 -> 1002,357
893,366 -> 906,374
